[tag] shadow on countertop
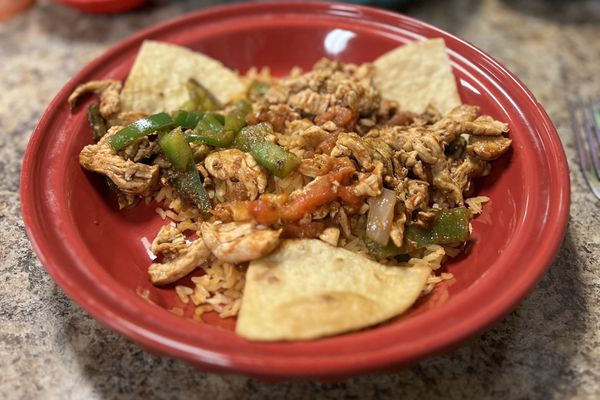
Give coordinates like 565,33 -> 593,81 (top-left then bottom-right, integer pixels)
57,228 -> 589,400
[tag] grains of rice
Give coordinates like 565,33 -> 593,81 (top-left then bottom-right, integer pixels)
176,220 -> 200,233
169,307 -> 184,316
410,244 -> 446,270
175,285 -> 193,304
135,287 -> 159,306
149,180 -> 457,320
149,184 -> 248,319
465,196 -> 490,215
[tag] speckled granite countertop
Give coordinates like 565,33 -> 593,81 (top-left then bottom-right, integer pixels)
1,0 -> 599,398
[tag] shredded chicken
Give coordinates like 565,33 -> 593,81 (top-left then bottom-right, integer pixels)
68,79 -> 122,118
389,212 -> 407,248
332,132 -> 392,174
298,154 -> 337,177
151,225 -> 188,257
204,149 -> 268,202
200,221 -> 282,264
71,57 -> 512,302
350,169 -> 383,197
148,237 -> 211,285
468,136 -> 512,160
451,155 -> 489,194
319,227 -> 340,246
120,137 -> 160,162
79,126 -> 160,196
433,106 -> 509,143
261,59 -> 380,123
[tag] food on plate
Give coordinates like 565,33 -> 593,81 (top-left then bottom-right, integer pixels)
69,39 -> 511,341
237,239 -> 431,341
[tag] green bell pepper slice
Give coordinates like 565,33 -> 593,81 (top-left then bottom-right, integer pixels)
234,122 -> 300,178
109,112 -> 173,151
87,104 -> 106,142
364,237 -> 409,259
405,207 -> 471,247
224,99 -> 252,134
159,128 -> 211,211
186,113 -> 234,147
248,80 -> 270,98
172,110 -> 205,129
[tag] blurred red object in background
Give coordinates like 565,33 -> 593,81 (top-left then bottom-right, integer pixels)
0,0 -> 35,20
52,0 -> 146,14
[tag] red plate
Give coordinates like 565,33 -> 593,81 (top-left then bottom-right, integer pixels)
21,2 -> 569,380
51,0 -> 146,14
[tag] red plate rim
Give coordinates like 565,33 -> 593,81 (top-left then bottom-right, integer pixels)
20,1 -> 570,378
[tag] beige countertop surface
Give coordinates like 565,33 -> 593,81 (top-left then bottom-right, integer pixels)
1,0 -> 599,398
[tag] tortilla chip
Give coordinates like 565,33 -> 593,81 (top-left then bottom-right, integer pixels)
235,239 -> 431,341
373,38 -> 461,114
120,40 -> 245,113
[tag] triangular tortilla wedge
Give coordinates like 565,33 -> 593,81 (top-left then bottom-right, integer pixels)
236,239 -> 431,341
373,38 -> 461,114
120,40 -> 245,113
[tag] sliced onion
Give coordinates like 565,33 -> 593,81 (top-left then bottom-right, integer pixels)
366,188 -> 397,246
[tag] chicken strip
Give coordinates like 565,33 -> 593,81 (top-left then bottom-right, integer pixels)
204,149 -> 267,202
68,79 -> 122,118
468,136 -> 512,160
79,127 -> 159,196
148,237 -> 211,285
200,221 -> 281,264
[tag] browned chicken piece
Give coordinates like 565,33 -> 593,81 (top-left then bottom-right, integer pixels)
148,237 -> 211,285
468,136 -> 512,160
79,126 -> 160,196
273,172 -> 304,195
262,59 -> 380,120
417,135 -> 464,206
451,155 -> 489,194
150,225 -> 188,257
397,179 -> 430,213
464,116 -> 509,136
200,221 -> 281,263
190,142 -> 212,163
117,193 -> 138,209
298,154 -> 336,177
431,105 -> 509,143
68,80 -> 122,119
374,126 -> 464,205
331,132 -> 392,173
434,114 -> 509,143
389,212 -> 407,248
277,123 -> 329,153
349,167 -> 383,197
446,104 -> 480,121
120,137 -> 160,162
204,149 -> 268,202
367,125 -> 413,152
247,104 -> 300,133
299,125 -> 330,148
397,150 -> 430,182
288,89 -> 334,115
414,210 -> 437,229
